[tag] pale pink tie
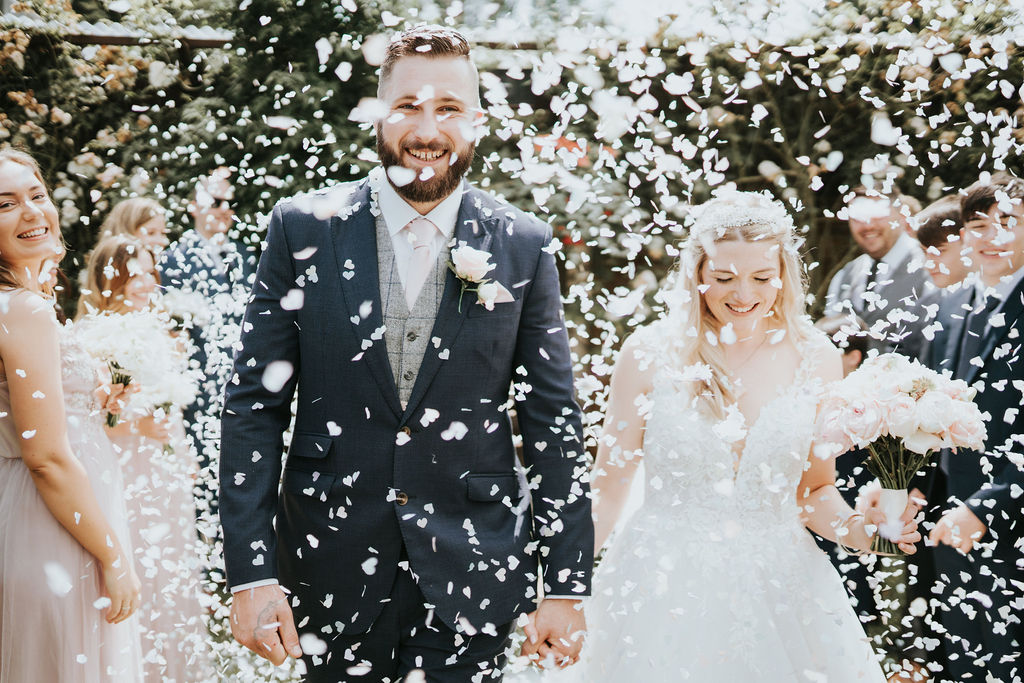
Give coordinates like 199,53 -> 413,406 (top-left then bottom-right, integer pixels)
402,217 -> 438,309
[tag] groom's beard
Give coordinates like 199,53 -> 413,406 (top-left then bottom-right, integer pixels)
376,130 -> 474,205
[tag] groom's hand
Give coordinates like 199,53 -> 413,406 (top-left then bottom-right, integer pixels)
230,584 -> 303,665
522,598 -> 586,668
930,504 -> 986,553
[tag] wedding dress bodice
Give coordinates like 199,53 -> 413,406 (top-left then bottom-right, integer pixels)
640,330 -> 821,533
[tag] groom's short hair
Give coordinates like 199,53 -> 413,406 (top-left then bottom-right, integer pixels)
377,25 -> 477,99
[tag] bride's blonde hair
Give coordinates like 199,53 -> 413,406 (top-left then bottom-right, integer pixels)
664,190 -> 812,418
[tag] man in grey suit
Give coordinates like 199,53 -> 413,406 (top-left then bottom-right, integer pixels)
220,26 -> 591,682
825,187 -> 933,358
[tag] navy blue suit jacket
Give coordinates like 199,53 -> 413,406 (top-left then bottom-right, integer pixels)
926,279 -> 1024,671
928,282 -> 1024,543
220,180 -> 593,634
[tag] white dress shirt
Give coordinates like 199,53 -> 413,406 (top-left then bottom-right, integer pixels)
376,173 -> 462,286
862,232 -> 921,293
972,264 -> 1024,336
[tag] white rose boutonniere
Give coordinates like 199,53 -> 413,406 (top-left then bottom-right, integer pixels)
451,245 -> 495,283
449,245 -> 514,312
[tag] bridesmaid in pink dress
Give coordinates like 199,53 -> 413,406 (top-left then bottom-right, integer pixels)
77,235 -> 208,682
0,149 -> 143,681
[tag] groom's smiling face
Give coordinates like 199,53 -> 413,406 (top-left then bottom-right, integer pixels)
376,55 -> 483,209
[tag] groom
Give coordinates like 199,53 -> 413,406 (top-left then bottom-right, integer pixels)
220,26 -> 592,682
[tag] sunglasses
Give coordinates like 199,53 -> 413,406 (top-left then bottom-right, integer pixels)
207,196 -> 233,211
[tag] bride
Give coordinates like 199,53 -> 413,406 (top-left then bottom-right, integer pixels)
544,191 -> 922,680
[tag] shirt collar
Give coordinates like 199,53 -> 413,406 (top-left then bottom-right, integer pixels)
974,264 -> 1024,302
375,171 -> 463,239
879,231 -> 917,267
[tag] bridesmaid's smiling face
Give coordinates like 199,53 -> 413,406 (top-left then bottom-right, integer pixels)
699,239 -> 782,336
122,248 -> 158,311
0,160 -> 63,280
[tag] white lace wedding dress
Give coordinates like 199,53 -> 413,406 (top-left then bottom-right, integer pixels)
533,327 -> 884,681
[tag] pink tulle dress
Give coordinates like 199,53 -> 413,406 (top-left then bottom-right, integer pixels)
0,318 -> 143,682
111,411 -> 208,682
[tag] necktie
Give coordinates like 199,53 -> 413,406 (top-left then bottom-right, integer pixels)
856,259 -> 881,315
864,258 -> 881,290
402,217 -> 438,310
956,293 -> 1000,378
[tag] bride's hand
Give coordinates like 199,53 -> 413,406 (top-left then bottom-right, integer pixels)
99,555 -> 141,624
857,485 -> 925,554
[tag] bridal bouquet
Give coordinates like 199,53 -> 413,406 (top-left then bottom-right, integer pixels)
815,353 -> 986,554
75,311 -> 200,427
158,288 -> 211,330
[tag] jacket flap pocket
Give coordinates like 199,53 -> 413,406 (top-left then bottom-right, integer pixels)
282,468 -> 337,500
466,300 -> 518,318
287,432 -> 334,460
466,473 -> 519,502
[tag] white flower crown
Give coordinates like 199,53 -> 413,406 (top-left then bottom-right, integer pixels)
681,189 -> 800,267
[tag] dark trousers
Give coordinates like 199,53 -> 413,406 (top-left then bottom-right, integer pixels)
301,558 -> 514,683
931,543 -> 1023,683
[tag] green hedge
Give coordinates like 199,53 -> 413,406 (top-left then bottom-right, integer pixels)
3,0 -> 1022,347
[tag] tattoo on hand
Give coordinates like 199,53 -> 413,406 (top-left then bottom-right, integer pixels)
252,598 -> 283,640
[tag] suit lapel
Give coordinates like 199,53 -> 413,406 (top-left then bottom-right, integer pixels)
967,283 -> 1024,384
402,188 -> 499,419
937,287 -> 972,374
331,183 -> 403,418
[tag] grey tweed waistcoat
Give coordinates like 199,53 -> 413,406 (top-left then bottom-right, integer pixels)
375,212 -> 451,407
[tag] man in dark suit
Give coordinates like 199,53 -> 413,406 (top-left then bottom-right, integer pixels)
159,168 -> 255,529
220,26 -> 592,682
925,173 -> 1024,682
825,187 -> 932,358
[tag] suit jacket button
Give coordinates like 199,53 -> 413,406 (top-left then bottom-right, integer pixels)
401,426 -> 411,436
395,491 -> 409,506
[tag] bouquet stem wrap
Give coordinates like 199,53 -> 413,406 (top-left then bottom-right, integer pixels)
864,436 -> 931,555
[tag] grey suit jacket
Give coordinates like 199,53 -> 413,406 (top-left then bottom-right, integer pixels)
825,243 -> 933,358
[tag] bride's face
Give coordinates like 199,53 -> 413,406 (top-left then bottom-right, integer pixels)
699,239 -> 782,335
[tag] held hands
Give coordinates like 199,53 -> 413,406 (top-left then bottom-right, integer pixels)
930,504 -> 986,553
230,584 -> 303,666
100,554 -> 141,625
521,598 -> 586,668
855,485 -> 925,554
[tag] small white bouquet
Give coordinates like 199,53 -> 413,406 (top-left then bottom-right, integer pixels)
815,353 -> 986,555
158,288 -> 211,330
75,310 -> 200,427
